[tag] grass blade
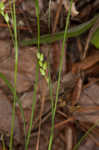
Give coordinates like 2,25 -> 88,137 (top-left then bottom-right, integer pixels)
48,0 -> 73,149
0,72 -> 26,140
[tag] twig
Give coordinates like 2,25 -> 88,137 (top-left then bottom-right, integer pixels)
82,17 -> 99,59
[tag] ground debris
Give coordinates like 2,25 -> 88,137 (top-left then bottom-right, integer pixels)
0,90 -> 22,147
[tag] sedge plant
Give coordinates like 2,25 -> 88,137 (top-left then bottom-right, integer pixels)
0,0 -> 26,145
0,0 -> 25,149
0,0 -> 98,150
48,0 -> 73,149
37,52 -> 49,83
0,1 -> 19,150
25,0 -> 40,149
8,0 -> 19,150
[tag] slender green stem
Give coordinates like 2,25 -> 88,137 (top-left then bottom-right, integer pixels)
9,0 -> 18,150
48,0 -> 73,149
35,0 -> 40,51
8,0 -> 14,43
73,121 -> 99,150
25,0 -> 40,149
0,72 -> 26,138
48,0 -> 51,31
25,63 -> 39,150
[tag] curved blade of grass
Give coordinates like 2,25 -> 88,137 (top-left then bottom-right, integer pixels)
48,0 -> 73,149
21,14 -> 99,46
0,72 -> 26,139
73,121 -> 99,150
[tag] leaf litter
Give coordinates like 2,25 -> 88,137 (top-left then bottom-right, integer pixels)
0,0 -> 99,150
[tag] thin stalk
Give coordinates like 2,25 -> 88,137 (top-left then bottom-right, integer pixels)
35,0 -> 40,51
48,0 -> 73,149
8,0 -> 14,43
25,63 -> 39,150
73,121 -> 99,150
0,72 -> 26,138
9,0 -> 18,150
48,0 -> 51,31
47,62 -> 54,113
25,0 -> 40,149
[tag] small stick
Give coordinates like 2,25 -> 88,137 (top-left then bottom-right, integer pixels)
82,17 -> 99,60
53,0 -> 63,33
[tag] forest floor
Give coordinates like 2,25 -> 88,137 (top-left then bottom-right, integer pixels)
0,0 -> 99,150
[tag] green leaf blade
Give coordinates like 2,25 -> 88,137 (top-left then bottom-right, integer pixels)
91,28 -> 99,49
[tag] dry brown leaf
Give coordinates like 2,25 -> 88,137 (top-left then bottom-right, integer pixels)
0,90 -> 21,146
72,51 -> 99,73
73,84 -> 99,123
73,84 -> 99,145
78,138 -> 95,150
0,43 -> 39,93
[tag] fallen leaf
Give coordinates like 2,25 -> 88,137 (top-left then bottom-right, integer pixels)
0,90 -> 21,146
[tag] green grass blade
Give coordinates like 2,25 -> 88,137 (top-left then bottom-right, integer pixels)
48,0 -> 73,149
20,14 -> 99,46
48,0 -> 51,31
25,64 -> 39,150
73,121 -> 99,150
21,14 -> 99,45
9,0 -> 18,149
35,0 -> 40,51
0,72 -> 26,141
25,0 -> 40,149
